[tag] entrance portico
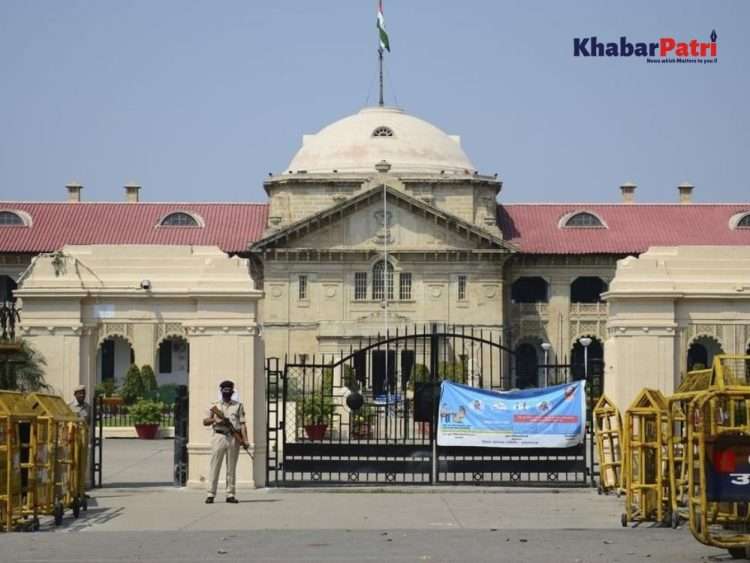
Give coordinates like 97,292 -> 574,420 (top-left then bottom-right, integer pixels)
15,245 -> 265,488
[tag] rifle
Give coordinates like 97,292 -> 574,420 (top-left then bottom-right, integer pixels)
210,406 -> 254,459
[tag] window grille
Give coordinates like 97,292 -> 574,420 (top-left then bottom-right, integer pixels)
372,260 -> 394,301
298,275 -> 308,300
565,212 -> 603,228
738,214 -> 750,228
458,275 -> 467,301
160,212 -> 199,227
0,211 -> 24,226
372,126 -> 394,137
354,272 -> 367,301
399,272 -> 412,300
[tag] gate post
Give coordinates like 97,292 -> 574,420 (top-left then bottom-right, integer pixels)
173,385 -> 189,486
430,323 -> 439,483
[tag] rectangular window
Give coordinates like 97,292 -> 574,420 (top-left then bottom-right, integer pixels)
101,339 -> 115,382
158,340 -> 172,374
399,272 -> 412,300
298,275 -> 308,300
354,272 -> 367,301
458,275 -> 467,301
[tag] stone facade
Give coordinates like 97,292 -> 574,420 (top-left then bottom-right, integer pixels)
605,246 -> 750,409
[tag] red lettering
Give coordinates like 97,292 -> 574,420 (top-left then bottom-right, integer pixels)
711,42 -> 717,57
513,415 -> 579,424
676,42 -> 689,56
689,40 -> 699,56
700,42 -> 710,57
660,37 -> 676,56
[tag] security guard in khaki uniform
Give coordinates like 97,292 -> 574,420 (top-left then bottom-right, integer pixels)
68,385 -> 92,423
203,380 -> 248,504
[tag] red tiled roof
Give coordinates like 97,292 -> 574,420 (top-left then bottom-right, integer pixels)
498,204 -> 750,254
0,203 -> 268,254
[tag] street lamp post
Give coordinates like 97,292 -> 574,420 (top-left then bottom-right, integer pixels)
541,342 -> 551,387
579,337 -> 592,382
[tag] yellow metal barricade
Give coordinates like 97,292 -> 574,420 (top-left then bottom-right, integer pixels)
26,393 -> 80,526
621,388 -> 671,526
667,368 -> 713,528
686,356 -> 750,558
0,391 -> 39,532
67,416 -> 89,512
593,395 -> 622,495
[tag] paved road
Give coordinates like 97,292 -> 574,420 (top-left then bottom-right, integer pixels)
1,439 -> 727,562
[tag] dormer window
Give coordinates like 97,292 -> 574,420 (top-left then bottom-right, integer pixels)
563,212 -> 605,228
0,210 -> 28,226
158,212 -> 202,227
372,126 -> 394,137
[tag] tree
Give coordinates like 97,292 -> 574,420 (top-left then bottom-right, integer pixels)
0,340 -> 50,392
121,364 -> 144,404
140,364 -> 158,399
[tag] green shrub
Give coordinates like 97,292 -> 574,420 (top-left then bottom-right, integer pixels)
140,365 -> 158,399
438,360 -> 468,383
121,364 -> 144,404
129,399 -> 164,425
156,383 -> 179,404
298,398 -> 335,425
411,364 -> 430,384
95,379 -> 117,397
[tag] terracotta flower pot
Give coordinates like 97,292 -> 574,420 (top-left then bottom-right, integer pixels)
304,423 -> 328,441
134,423 -> 160,439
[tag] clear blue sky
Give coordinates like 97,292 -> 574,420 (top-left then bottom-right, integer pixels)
0,1 -> 747,204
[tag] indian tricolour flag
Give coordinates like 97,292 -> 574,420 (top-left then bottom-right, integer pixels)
377,0 -> 390,52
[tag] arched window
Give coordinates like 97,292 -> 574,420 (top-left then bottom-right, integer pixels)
372,126 -> 394,137
511,277 -> 548,303
738,214 -> 750,228
565,212 -> 604,228
687,336 -> 723,371
571,337 -> 604,381
160,212 -> 199,227
571,277 -> 608,303
372,260 -> 394,301
0,211 -> 25,226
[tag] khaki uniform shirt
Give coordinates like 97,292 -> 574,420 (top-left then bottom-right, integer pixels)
68,400 -> 92,424
207,400 -> 246,437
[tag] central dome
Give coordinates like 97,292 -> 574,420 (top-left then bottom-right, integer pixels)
286,106 -> 475,175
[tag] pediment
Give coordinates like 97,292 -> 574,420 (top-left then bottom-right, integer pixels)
250,186 -> 514,253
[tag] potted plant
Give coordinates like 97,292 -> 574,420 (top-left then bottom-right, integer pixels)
351,403 -> 375,439
299,399 -> 335,441
96,380 -> 124,406
130,399 -> 164,439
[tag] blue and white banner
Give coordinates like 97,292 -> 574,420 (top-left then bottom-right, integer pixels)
437,380 -> 586,448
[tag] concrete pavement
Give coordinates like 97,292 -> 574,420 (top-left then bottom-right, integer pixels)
0,439 -> 726,562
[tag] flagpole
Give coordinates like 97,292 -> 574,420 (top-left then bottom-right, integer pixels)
378,47 -> 384,107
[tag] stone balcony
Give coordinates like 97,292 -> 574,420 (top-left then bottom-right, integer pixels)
509,302 -> 549,319
569,302 -> 609,318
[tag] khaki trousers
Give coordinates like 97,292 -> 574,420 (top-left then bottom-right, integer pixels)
207,433 -> 240,497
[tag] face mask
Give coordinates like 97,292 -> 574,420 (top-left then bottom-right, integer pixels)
221,391 -> 233,401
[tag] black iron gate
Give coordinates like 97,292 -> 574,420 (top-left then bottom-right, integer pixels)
266,324 -> 593,487
91,387 -> 190,488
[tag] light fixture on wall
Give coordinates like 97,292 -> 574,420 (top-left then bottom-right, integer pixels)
140,279 -> 152,290
579,337 -> 592,383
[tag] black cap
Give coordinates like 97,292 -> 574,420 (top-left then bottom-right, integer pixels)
219,380 -> 234,390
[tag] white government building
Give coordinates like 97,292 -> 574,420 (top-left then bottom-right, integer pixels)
2,103 -> 750,487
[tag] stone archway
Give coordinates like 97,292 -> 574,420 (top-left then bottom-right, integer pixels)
571,336 -> 604,381
96,335 -> 134,388
687,335 -> 723,371
156,335 -> 190,387
515,342 -> 539,389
